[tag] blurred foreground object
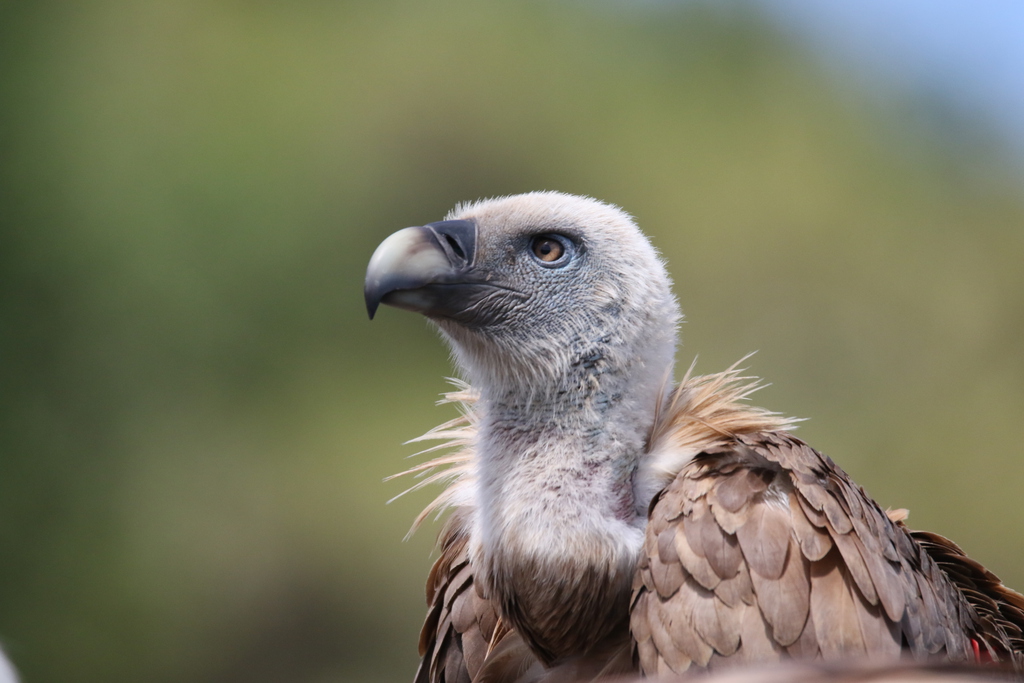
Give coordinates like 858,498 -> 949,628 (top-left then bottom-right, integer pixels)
624,659 -> 1017,683
367,192 -> 1024,682
0,647 -> 17,683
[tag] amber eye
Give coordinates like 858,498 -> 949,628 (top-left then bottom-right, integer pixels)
530,235 -> 568,265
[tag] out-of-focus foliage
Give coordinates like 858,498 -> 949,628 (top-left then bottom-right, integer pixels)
1,1 -> 1022,681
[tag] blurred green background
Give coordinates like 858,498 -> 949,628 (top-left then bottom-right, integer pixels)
2,1 -> 1023,682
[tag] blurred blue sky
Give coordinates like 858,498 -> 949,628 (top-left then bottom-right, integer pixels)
754,0 -> 1024,160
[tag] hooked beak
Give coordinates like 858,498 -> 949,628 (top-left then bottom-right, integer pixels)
365,219 -> 491,321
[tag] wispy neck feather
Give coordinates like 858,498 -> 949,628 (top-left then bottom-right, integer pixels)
392,361 -> 796,534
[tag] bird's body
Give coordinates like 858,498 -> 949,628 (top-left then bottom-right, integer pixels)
364,192 -> 1024,682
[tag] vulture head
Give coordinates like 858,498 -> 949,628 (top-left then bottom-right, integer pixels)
366,191 -> 679,394
366,192 -> 680,662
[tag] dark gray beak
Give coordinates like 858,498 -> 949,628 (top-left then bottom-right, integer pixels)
364,220 -> 480,320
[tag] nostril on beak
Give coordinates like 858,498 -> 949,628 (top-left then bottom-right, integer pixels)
425,219 -> 476,269
444,234 -> 465,261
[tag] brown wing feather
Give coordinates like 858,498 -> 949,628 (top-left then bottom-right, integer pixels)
416,509 -> 532,683
631,431 -> 1004,677
911,529 -> 1024,670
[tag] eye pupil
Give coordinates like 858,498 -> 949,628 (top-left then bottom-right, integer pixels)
532,236 -> 564,263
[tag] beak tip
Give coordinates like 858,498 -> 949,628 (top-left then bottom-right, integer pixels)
365,291 -> 380,320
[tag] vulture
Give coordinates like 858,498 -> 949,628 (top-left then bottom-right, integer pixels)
364,192 -> 1024,682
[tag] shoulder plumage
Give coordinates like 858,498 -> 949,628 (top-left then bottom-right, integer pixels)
641,358 -> 800,494
633,430 -> 982,676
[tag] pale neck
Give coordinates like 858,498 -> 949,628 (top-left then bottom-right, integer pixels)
473,344 -> 668,554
